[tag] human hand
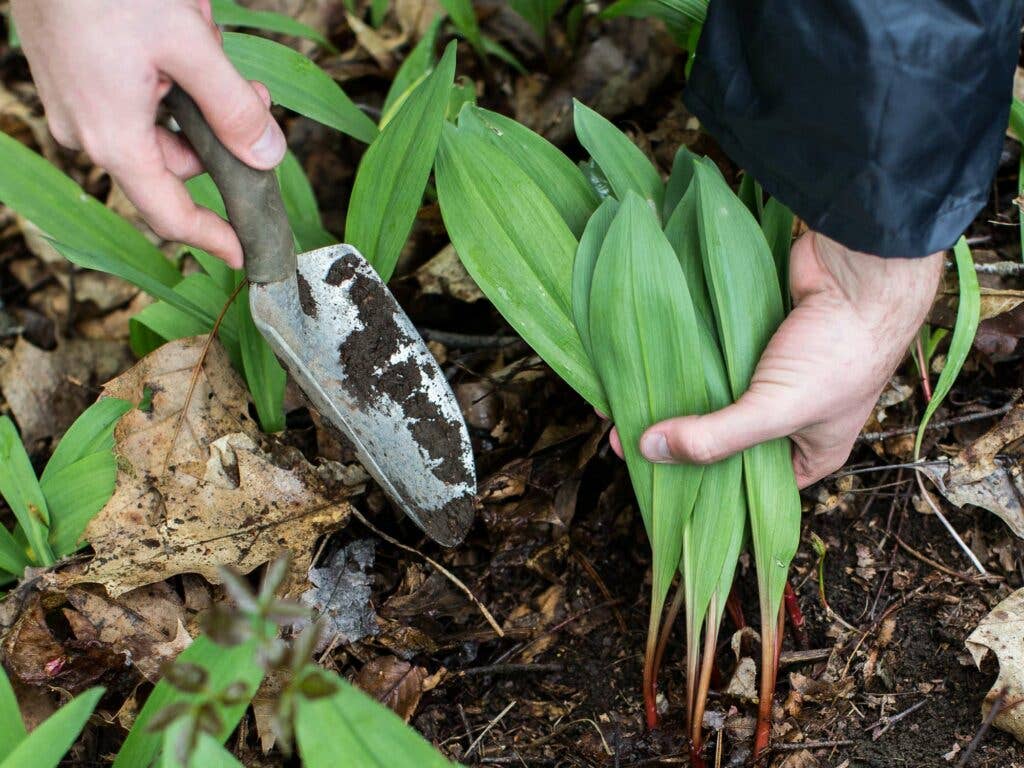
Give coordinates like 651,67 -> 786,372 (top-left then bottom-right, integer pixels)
609,231 -> 943,488
11,0 -> 287,267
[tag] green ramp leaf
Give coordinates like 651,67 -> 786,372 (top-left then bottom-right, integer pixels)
346,43 -> 457,281
0,666 -> 26,762
435,123 -> 607,412
0,417 -> 54,565
224,32 -> 378,144
459,105 -> 599,238
571,197 -> 619,359
210,0 -> 335,49
0,687 -> 103,768
573,100 -> 664,215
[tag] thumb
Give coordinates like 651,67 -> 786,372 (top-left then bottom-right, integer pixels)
160,18 -> 286,170
639,392 -> 791,465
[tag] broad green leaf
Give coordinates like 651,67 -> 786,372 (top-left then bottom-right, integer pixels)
382,16 -> 443,119
0,417 -> 54,565
573,100 -> 664,215
601,0 -> 705,40
589,191 -> 706,616
761,197 -> 794,310
0,665 -> 26,762
0,131 -> 180,290
223,33 -> 378,145
571,197 -> 619,359
235,284 -> 287,432
0,687 -> 102,768
663,145 -> 696,221
438,0 -> 483,51
0,526 -> 27,576
346,43 -> 456,281
278,152 -> 337,251
296,675 -> 458,768
113,639 -> 263,768
371,0 -> 389,27
663,182 -> 712,326
1010,99 -> 1024,263
446,77 -> 477,121
127,273 -> 237,355
914,237 -> 979,458
42,397 -> 133,557
459,105 -> 599,237
737,173 -> 764,220
691,157 -> 799,638
210,0 -> 334,49
436,124 -> 606,412
160,731 -> 245,768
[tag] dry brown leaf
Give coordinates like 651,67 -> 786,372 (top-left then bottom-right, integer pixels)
345,12 -> 401,70
353,655 -> 428,722
395,0 -> 443,38
921,404 -> 1024,539
966,588 -> 1024,742
415,244 -> 484,303
0,336 -> 133,449
60,337 -> 352,596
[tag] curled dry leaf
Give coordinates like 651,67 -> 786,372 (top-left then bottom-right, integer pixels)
920,403 -> 1024,540
966,587 -> 1024,742
415,244 -> 485,303
353,655 -> 428,723
61,337 -> 352,596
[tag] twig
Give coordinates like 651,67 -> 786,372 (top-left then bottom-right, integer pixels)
857,400 -> 1020,443
956,689 -> 1007,768
419,327 -> 524,350
914,334 -> 933,402
892,534 -> 988,586
347,506 -> 504,637
771,740 -> 855,752
778,648 -> 832,666
573,551 -> 629,634
457,662 -> 563,677
946,259 -> 1024,276
866,698 -> 928,740
915,470 -> 987,575
465,700 -> 516,759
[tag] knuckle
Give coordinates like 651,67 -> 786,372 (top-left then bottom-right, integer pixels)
672,424 -> 718,465
216,97 -> 266,142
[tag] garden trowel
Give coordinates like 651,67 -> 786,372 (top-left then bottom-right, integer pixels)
166,87 -> 475,547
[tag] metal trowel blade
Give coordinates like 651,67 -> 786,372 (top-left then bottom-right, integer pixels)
249,244 -> 476,546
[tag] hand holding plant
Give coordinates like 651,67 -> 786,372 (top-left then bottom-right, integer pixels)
637,231 -> 944,487
10,0 -> 286,267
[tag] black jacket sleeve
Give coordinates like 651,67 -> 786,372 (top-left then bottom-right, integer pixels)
683,0 -> 1024,257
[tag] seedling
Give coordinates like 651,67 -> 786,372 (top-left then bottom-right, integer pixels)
436,100 -> 800,759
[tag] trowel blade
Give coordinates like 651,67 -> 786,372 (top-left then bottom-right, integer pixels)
250,244 -> 476,546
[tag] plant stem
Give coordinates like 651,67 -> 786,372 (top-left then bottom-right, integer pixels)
783,580 -> 809,650
643,607 -> 661,730
691,597 -> 720,750
753,604 -> 785,756
653,582 -> 685,698
726,582 -> 746,629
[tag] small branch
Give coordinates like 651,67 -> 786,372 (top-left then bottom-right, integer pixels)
456,662 -> 563,677
866,698 -> 928,740
892,534 -> 989,586
956,689 -> 1007,768
418,327 -> 524,350
914,471 -> 987,576
348,507 -> 504,637
857,400 -> 1019,444
465,700 -> 517,759
772,740 -> 855,752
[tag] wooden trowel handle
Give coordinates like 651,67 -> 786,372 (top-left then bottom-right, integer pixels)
165,86 -> 296,284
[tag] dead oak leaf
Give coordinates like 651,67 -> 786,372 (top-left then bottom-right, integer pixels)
966,587 -> 1024,743
62,337 -> 352,596
353,655 -> 428,723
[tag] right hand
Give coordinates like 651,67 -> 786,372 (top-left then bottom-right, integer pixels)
11,0 -> 287,267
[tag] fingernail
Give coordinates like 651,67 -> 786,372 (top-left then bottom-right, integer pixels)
250,122 -> 285,166
641,433 -> 672,463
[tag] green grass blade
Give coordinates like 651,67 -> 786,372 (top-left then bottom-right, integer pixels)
0,687 -> 102,768
573,100 -> 664,215
459,105 -> 600,237
435,123 -> 607,412
438,0 -> 484,52
113,638 -> 263,768
0,659 -> 27,763
41,398 -> 133,557
346,43 -> 456,281
914,237 -> 980,459
0,132 -> 181,290
223,32 -> 378,144
210,0 -> 334,49
508,0 -> 564,36
296,675 -> 458,768
0,417 -> 54,565
572,198 -> 619,359
382,16 -> 442,118
277,152 -> 337,251
236,285 -> 287,432
589,191 -> 706,612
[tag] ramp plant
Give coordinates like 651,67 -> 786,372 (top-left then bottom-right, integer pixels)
436,100 -> 800,760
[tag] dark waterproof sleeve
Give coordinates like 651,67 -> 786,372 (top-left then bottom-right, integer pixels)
684,1 -> 1024,257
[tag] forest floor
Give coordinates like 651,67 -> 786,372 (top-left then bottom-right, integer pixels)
2,2 -> 1024,767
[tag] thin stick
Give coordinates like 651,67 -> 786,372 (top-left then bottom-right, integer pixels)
956,689 -> 1009,768
574,551 -> 629,634
914,471 -> 987,575
914,333 -> 934,402
465,700 -> 516,759
892,534 -> 987,585
857,400 -> 1019,443
347,506 -> 504,636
